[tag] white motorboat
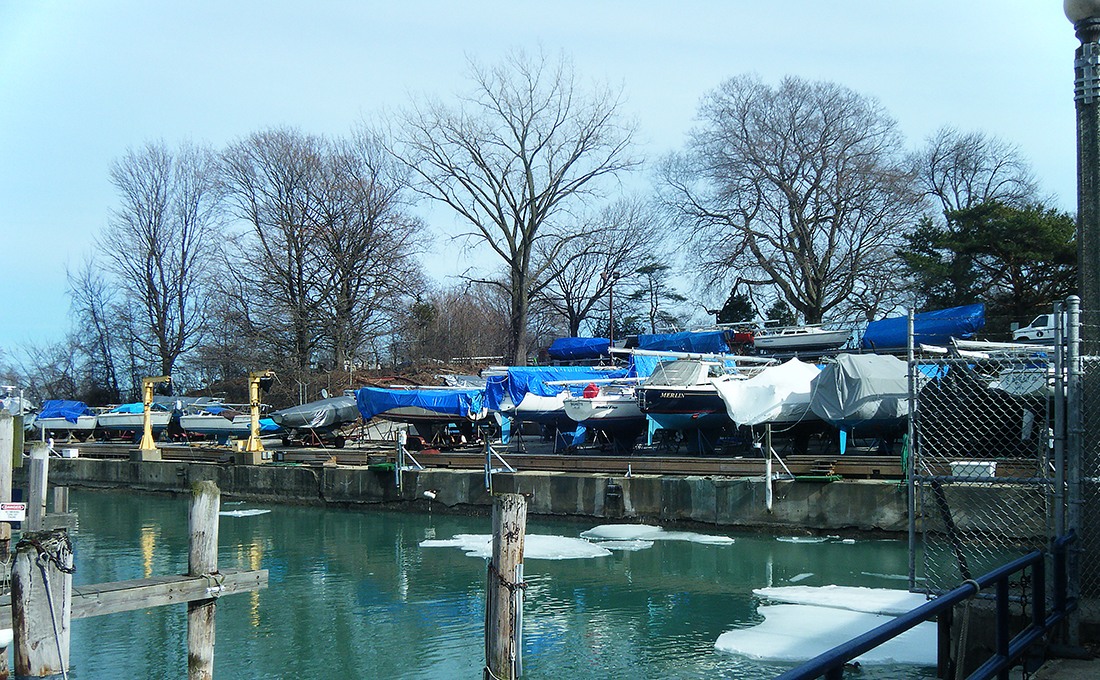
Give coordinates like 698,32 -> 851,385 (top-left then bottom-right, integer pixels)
180,406 -> 252,437
35,400 -> 99,440
753,326 -> 851,351
97,403 -> 172,434
562,383 -> 644,432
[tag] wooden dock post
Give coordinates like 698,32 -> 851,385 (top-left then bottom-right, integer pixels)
485,493 -> 526,680
188,481 -> 220,680
12,529 -> 73,677
26,442 -> 49,532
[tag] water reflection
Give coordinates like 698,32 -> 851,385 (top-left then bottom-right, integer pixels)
64,489 -> 934,680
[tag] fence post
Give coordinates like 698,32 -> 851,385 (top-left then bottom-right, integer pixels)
12,529 -> 73,677
1066,295 -> 1082,646
26,442 -> 49,532
0,410 -> 12,558
907,308 -> 918,590
485,493 -> 526,680
188,481 -> 220,680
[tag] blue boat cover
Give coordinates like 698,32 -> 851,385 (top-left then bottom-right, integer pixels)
355,387 -> 486,421
860,303 -> 985,350
637,330 -> 729,354
38,400 -> 93,423
484,366 -> 629,412
547,337 -> 611,360
259,418 -> 280,432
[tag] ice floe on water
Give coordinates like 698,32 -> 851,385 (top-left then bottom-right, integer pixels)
753,585 -> 928,616
775,536 -> 828,543
862,571 -> 924,582
218,509 -> 270,517
579,524 -> 735,545
420,534 -> 612,560
788,573 -> 814,583
591,539 -> 654,551
714,604 -> 936,665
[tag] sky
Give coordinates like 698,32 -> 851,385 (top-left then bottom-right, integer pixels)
0,0 -> 1082,356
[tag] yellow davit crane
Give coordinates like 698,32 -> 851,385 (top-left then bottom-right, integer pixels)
244,370 -> 275,453
138,375 -> 171,456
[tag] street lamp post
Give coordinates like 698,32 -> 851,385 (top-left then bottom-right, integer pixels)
601,270 -> 622,344
1067,0 -> 1100,322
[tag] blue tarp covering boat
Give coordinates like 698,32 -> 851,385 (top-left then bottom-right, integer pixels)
860,303 -> 985,350
37,400 -> 94,423
637,330 -> 729,354
355,387 -> 486,421
547,337 -> 611,360
484,366 -> 629,412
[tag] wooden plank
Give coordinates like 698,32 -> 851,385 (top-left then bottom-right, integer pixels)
0,568 -> 268,628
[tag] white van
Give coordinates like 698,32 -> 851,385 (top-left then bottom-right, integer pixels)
1012,313 -> 1064,344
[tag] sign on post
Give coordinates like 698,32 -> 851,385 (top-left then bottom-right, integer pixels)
0,503 -> 26,522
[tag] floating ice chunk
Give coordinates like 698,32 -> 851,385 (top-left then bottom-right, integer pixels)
789,573 -> 814,583
420,533 -> 612,560
862,572 -> 924,582
841,538 -> 856,544
592,539 -> 655,551
715,604 -> 936,665
776,536 -> 827,543
753,585 -> 928,616
580,524 -> 734,545
218,509 -> 270,517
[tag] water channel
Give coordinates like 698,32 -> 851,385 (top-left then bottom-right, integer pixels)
60,488 -> 935,679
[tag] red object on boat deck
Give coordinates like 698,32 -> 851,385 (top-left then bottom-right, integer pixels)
582,383 -> 599,399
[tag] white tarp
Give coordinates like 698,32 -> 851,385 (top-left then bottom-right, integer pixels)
711,358 -> 821,426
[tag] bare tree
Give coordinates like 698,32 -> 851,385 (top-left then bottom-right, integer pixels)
99,140 -> 221,392
220,126 -> 426,379
66,256 -> 122,403
661,74 -> 922,324
396,282 -> 511,364
312,129 -> 428,370
397,49 -> 638,364
220,128 -> 327,375
535,198 -> 661,336
915,126 -> 1039,216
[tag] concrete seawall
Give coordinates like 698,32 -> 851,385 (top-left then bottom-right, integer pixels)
22,458 -> 1048,536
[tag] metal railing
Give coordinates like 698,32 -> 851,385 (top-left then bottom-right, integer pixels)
773,531 -> 1077,680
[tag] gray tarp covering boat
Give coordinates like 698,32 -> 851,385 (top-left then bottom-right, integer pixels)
270,393 -> 360,431
809,354 -> 909,434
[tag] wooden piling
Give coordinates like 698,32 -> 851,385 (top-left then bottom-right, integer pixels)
12,529 -> 73,677
188,481 -> 220,680
485,493 -> 526,680
52,487 -> 69,515
26,442 -> 48,532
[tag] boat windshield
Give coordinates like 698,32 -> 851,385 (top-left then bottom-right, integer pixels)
645,360 -> 709,387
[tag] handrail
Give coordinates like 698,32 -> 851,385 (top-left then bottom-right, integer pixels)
773,531 -> 1077,680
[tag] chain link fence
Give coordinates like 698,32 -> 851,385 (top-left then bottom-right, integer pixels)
910,343 -> 1057,596
1074,307 -> 1100,619
908,300 -> 1100,633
